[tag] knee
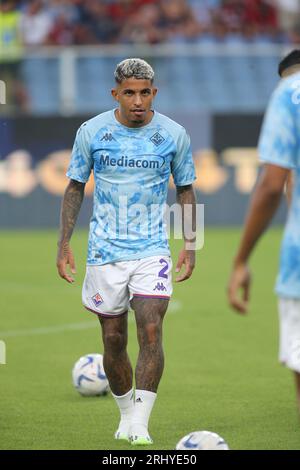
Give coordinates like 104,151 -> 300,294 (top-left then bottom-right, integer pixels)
142,322 -> 162,346
103,331 -> 127,353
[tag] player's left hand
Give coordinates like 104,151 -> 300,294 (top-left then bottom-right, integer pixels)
227,262 -> 251,314
175,249 -> 195,282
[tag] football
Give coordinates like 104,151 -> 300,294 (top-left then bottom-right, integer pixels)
176,431 -> 229,450
72,353 -> 109,396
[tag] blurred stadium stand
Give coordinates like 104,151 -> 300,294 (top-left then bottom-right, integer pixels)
1,0 -> 300,113
22,57 -> 60,113
17,45 -> 284,114
0,0 -> 295,227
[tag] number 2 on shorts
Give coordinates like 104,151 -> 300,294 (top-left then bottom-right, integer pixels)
158,258 -> 169,279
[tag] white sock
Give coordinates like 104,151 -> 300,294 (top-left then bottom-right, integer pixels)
111,388 -> 134,438
130,389 -> 157,438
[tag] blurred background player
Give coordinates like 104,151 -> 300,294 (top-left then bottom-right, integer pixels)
56,58 -> 196,445
228,49 -> 300,414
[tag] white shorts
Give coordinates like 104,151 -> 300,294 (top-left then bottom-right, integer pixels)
278,298 -> 300,373
82,256 -> 173,318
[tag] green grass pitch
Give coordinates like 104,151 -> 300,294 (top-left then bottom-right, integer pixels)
0,228 -> 300,450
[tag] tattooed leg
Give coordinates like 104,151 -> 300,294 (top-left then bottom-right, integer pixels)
128,297 -> 168,445
99,314 -> 134,441
131,297 -> 169,392
98,314 -> 133,396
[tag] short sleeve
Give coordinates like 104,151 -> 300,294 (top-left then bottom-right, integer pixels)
258,85 -> 298,170
171,128 -> 196,186
66,123 -> 93,183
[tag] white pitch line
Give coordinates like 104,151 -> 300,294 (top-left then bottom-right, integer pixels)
0,321 -> 98,338
0,300 -> 182,338
167,299 -> 181,313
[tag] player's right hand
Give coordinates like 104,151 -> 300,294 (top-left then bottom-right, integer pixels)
227,262 -> 251,314
56,243 -> 76,283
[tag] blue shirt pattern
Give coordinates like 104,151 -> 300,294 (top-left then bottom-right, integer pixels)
67,109 -> 196,265
259,72 -> 300,298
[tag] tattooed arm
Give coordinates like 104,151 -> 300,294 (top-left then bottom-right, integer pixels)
56,179 -> 85,283
175,184 -> 196,282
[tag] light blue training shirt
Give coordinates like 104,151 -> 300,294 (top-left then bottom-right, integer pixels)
67,109 -> 196,265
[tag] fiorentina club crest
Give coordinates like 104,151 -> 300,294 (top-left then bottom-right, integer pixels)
150,132 -> 165,146
92,293 -> 104,307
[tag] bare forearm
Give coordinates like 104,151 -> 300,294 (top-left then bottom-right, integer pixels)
285,171 -> 294,208
235,182 -> 282,265
176,184 -> 196,244
58,180 -> 85,246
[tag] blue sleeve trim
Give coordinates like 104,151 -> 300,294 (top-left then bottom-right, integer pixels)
66,172 -> 89,183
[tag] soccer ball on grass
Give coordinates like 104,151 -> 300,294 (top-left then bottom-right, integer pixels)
72,353 -> 109,396
176,431 -> 229,450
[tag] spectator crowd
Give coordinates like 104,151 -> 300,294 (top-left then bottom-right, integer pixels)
1,0 -> 300,49
1,0 -> 300,111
